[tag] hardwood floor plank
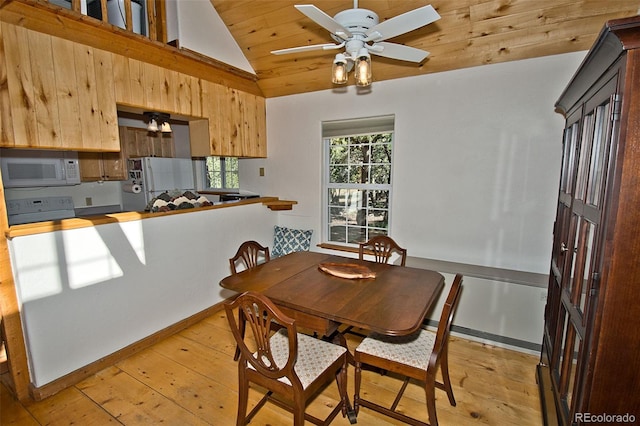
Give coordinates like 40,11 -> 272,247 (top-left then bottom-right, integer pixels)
0,309 -> 543,425
22,386 -> 117,425
76,366 -> 209,425
0,382 -> 39,425
116,348 -> 238,425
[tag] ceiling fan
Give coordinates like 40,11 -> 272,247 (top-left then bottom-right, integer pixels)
271,1 -> 441,87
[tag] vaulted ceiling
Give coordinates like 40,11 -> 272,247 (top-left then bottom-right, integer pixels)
210,0 -> 640,98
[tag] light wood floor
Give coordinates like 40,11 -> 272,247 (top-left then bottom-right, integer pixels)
1,307 -> 543,425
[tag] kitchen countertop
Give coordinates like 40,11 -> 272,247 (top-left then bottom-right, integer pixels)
5,197 -> 294,239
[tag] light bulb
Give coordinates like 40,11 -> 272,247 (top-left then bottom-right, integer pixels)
147,118 -> 158,132
332,54 -> 348,84
355,48 -> 372,87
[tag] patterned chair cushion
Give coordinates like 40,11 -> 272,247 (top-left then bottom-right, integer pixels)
272,226 -> 313,258
250,329 -> 346,389
355,329 -> 437,371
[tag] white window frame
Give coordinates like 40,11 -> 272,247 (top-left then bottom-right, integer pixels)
321,115 -> 395,246
202,156 -> 239,190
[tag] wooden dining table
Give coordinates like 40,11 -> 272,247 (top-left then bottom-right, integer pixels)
220,251 -> 445,338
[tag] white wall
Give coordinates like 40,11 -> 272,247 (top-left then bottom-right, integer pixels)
243,52 -> 587,274
165,0 -> 254,74
9,203 -> 276,386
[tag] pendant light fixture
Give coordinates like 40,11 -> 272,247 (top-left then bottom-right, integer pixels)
144,112 -> 172,133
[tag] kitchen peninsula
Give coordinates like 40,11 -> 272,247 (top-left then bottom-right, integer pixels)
5,198 -> 294,399
0,0 -> 272,401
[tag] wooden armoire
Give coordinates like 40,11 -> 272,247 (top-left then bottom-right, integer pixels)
537,16 -> 640,425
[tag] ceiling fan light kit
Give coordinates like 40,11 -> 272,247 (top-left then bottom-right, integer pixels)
272,1 -> 440,88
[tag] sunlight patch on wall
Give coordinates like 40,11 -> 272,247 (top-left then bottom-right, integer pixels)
119,221 -> 146,265
12,237 -> 64,303
63,227 -> 124,289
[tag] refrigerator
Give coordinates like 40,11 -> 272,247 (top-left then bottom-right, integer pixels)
121,157 -> 196,212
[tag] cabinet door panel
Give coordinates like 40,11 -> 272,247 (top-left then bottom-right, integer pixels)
28,30 -> 62,148
52,37 -> 83,146
74,43 -> 103,150
93,49 -> 119,151
1,23 -> 36,147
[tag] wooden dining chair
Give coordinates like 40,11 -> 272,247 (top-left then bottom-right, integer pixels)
229,241 -> 270,274
358,235 -> 407,266
229,241 -> 271,360
225,291 -> 349,426
354,273 -> 463,426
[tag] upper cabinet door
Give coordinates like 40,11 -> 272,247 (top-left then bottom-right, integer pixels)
196,81 -> 267,158
0,23 -> 119,151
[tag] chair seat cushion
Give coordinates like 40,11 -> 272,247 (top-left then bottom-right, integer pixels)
355,329 -> 436,371
251,329 -> 346,389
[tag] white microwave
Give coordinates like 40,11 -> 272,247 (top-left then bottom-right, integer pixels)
1,149 -> 81,187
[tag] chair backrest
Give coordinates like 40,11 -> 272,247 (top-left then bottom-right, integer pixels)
229,241 -> 270,274
225,292 -> 299,383
428,274 -> 463,370
358,235 -> 407,266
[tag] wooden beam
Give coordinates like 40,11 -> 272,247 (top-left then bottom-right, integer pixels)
0,164 -> 31,402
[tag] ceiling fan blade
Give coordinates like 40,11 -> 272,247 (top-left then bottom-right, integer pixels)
365,5 -> 441,42
368,42 -> 430,63
271,43 -> 340,55
294,4 -> 353,40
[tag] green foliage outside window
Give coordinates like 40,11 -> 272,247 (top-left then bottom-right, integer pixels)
206,157 -> 239,189
326,133 -> 392,244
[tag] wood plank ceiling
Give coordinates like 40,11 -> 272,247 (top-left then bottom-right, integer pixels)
210,0 -> 640,98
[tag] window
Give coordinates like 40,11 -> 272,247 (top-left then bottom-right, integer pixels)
204,157 -> 239,189
323,115 -> 394,245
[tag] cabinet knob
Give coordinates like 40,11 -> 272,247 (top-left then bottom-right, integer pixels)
560,242 -> 569,253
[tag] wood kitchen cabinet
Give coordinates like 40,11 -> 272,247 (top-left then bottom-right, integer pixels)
537,16 -> 640,425
0,23 -> 265,158
0,23 -> 119,151
193,81 -> 266,158
120,126 -> 175,158
79,151 -> 126,181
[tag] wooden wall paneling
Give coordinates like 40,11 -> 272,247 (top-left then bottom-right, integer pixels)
249,93 -> 266,158
175,72 -> 194,116
134,127 -> 153,156
92,49 -> 119,151
190,76 -> 202,118
204,80 -> 228,156
226,86 -> 242,157
142,62 -> 163,111
213,83 -> 232,156
158,133 -> 174,157
126,58 -> 145,106
0,23 -> 14,146
239,90 -> 253,157
27,30 -> 61,148
160,67 -> 177,114
119,126 -> 135,157
112,53 -> 132,106
2,24 -> 37,148
73,43 -> 103,151
51,36 -> 83,146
